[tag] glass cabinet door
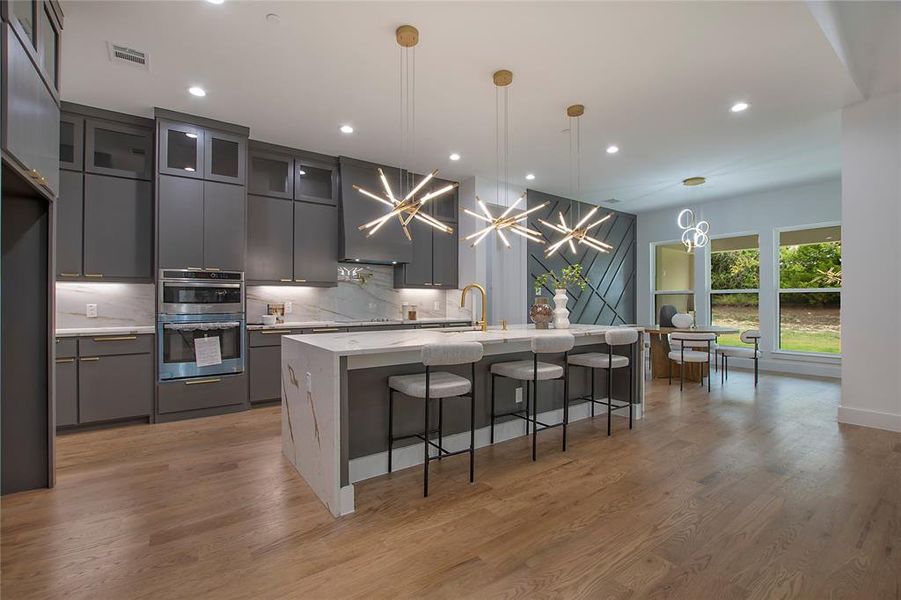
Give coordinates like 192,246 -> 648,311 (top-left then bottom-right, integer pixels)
85,120 -> 153,180
295,162 -> 336,205
159,121 -> 203,178
38,2 -> 58,90
9,0 -> 37,50
59,114 -> 84,171
204,130 -> 246,184
248,150 -> 293,199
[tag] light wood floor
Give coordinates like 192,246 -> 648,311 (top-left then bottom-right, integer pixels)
2,371 -> 899,599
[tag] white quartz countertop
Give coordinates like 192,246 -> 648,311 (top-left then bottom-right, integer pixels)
247,317 -> 472,331
55,326 -> 156,338
284,323 -> 642,357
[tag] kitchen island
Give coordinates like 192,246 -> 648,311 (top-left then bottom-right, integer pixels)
281,324 -> 646,516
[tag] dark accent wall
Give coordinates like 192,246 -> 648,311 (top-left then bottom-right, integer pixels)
527,190 -> 637,325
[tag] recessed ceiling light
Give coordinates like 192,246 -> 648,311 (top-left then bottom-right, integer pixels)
682,176 -> 706,187
340,124 -> 354,134
449,153 -> 461,161
525,173 -> 536,180
730,101 -> 749,113
606,145 -> 619,154
188,86 -> 206,97
206,0 -> 225,4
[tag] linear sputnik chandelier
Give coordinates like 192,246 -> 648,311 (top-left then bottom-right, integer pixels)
463,69 -> 546,247
539,104 -> 612,256
356,25 -> 456,240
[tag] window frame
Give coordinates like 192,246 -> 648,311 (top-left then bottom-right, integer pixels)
773,222 -> 842,358
651,239 -> 695,324
706,231 -> 760,347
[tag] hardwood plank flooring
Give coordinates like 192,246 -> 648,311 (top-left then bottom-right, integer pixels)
2,371 -> 899,599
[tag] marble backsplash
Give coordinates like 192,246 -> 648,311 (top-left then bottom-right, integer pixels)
56,282 -> 156,329
248,265 -> 472,324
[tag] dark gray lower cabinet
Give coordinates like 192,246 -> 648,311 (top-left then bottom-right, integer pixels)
203,180 -> 245,272
78,353 -> 153,423
293,202 -> 337,285
249,346 -> 281,403
54,358 -> 78,427
158,174 -> 204,269
56,170 -> 83,278
158,373 -> 247,414
247,194 -> 293,282
83,174 -> 153,279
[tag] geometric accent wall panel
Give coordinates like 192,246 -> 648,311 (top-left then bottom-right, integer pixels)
527,190 -> 637,326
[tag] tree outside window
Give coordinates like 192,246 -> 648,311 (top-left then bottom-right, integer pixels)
709,235 -> 759,347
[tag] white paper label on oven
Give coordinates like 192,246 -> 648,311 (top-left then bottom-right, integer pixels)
194,336 -> 222,367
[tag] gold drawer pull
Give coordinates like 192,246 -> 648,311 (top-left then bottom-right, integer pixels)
185,378 -> 221,385
187,267 -> 202,271
311,328 -> 340,333
279,278 -> 292,282
80,357 -> 100,362
59,272 -> 80,277
294,279 -> 307,283
84,273 -> 103,278
206,267 -> 220,272
260,329 -> 291,335
55,358 -> 75,363
424,282 -> 433,286
93,335 -> 137,342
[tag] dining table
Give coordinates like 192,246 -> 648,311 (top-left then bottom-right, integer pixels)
643,325 -> 740,382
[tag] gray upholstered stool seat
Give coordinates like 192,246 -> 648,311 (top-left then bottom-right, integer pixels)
668,349 -> 710,363
388,371 -> 472,398
490,360 -> 563,381
567,352 -> 629,369
717,347 -> 761,359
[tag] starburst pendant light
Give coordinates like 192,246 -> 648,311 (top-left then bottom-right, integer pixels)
355,25 -> 456,241
539,104 -> 612,257
463,69 -> 546,248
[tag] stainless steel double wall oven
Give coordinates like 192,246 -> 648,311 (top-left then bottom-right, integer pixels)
157,270 -> 245,381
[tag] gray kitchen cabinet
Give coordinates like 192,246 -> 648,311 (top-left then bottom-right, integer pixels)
83,174 -> 153,279
204,130 -> 246,185
77,352 -> 153,423
247,194 -> 293,282
2,22 -> 59,198
397,217 -> 432,286
293,201 -> 337,285
158,174 -> 204,269
37,1 -> 59,92
158,120 -> 203,179
56,170 -> 83,278
157,373 -> 246,415
84,119 -> 152,180
248,345 -> 280,403
59,113 -> 83,171
431,226 -> 458,288
54,356 -> 77,427
203,180 -> 245,272
249,150 -> 293,199
296,160 -> 337,206
426,176 -> 458,222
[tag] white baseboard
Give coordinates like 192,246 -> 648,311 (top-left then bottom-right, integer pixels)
349,399 -> 643,484
723,356 -> 841,379
837,405 -> 901,432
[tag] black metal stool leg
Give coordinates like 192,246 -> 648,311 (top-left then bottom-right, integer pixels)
532,355 -> 538,461
669,359 -> 672,385
388,388 -> 394,473
525,381 -> 530,436
469,364 -> 476,483
607,366 -> 612,436
628,358 -> 633,429
438,397 -> 444,460
490,373 -> 496,444
591,367 -> 596,417
563,358 -> 569,452
423,369 -> 430,498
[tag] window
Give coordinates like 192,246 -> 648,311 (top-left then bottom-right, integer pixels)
653,243 -> 694,323
778,226 -> 841,354
709,235 -> 759,347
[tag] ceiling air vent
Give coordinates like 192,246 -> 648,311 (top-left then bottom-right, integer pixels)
107,43 -> 149,70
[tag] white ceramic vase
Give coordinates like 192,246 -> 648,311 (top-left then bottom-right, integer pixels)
553,288 -> 570,329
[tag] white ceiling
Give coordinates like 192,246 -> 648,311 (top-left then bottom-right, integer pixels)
60,1 -> 858,212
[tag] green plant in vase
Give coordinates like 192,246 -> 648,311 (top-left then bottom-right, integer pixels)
533,264 -> 589,329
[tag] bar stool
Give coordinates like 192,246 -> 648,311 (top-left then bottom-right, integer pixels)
568,328 -> 639,436
668,332 -> 716,392
490,333 -> 574,461
718,330 -> 762,386
387,342 -> 484,497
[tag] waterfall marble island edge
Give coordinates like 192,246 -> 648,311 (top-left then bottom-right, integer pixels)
281,324 -> 647,517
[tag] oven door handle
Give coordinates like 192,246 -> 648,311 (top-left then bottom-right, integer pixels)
163,321 -> 242,331
160,282 -> 242,289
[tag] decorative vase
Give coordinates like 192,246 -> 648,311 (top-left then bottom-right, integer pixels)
529,297 -> 553,329
553,288 -> 570,329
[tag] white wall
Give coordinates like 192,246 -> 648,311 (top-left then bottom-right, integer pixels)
637,177 -> 842,377
839,91 -> 901,432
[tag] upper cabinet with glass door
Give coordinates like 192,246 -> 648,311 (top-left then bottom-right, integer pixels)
204,130 -> 246,185
85,119 -> 153,180
248,148 -> 293,199
295,159 -> 337,206
59,113 -> 84,171
2,0 -> 61,96
158,120 -> 204,179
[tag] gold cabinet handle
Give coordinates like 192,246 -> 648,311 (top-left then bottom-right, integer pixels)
59,272 -> 80,277
294,279 -> 307,283
93,335 -> 137,342
424,282 -> 433,286
206,267 -> 220,272
433,282 -> 442,286
260,329 -> 292,335
279,278 -> 292,282
187,267 -> 202,271
80,357 -> 100,362
84,273 -> 103,278
55,358 -> 75,363
185,378 -> 221,385
311,328 -> 340,333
